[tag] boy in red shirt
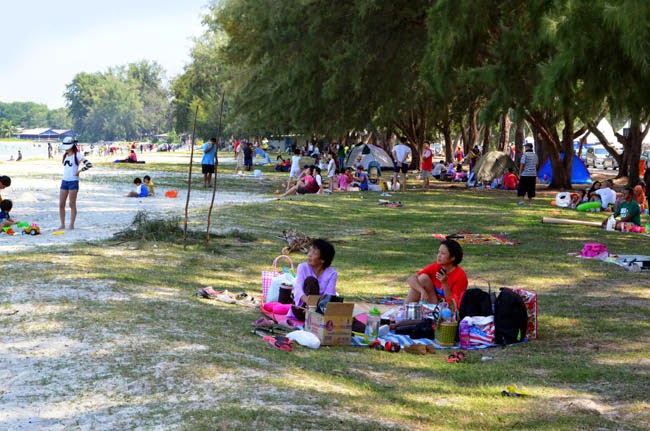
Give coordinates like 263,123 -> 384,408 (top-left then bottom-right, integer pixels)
420,142 -> 433,191
503,168 -> 519,190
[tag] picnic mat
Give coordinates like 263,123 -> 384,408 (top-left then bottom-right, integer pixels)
580,253 -> 650,272
432,232 -> 519,245
351,333 -> 527,350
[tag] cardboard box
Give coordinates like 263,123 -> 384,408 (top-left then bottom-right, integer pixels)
305,296 -> 354,346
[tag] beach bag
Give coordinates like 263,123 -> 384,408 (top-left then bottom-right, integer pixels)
261,255 -> 294,306
267,272 -> 295,303
459,287 -> 492,321
514,288 -> 538,340
466,315 -> 495,346
494,288 -> 528,345
435,299 -> 459,347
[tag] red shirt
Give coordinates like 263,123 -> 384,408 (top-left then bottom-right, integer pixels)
418,262 -> 468,307
421,149 -> 433,171
504,173 -> 518,189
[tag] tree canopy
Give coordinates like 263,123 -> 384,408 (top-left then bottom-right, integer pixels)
171,0 -> 648,186
64,60 -> 172,141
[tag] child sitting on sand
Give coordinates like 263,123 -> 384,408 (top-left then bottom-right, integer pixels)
143,175 -> 155,196
127,178 -> 149,198
0,199 -> 19,228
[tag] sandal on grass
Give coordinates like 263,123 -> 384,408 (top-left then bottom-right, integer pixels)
252,317 -> 275,327
263,335 -> 293,351
446,351 -> 466,363
405,343 -> 427,355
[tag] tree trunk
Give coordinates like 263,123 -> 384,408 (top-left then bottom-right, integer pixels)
514,116 -> 524,164
481,123 -> 491,153
526,111 -> 572,189
614,117 -> 648,185
497,111 -> 512,151
467,101 -> 479,155
435,115 -> 454,164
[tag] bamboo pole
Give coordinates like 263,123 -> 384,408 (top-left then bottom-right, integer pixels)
183,104 -> 200,249
206,92 -> 225,243
541,217 -> 602,227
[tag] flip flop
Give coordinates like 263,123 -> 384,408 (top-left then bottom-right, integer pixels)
263,335 -> 293,351
252,317 -> 275,327
446,351 -> 466,363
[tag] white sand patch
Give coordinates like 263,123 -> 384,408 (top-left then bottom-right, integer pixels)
0,154 -> 269,254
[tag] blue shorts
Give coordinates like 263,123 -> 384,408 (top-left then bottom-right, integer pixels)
393,161 -> 409,174
60,180 -> 79,191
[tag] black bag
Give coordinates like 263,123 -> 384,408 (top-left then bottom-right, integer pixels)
459,288 -> 493,321
494,288 -> 528,345
395,318 -> 436,340
316,295 -> 343,314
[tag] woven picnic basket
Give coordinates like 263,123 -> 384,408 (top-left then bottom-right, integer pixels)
435,298 -> 458,347
261,255 -> 294,306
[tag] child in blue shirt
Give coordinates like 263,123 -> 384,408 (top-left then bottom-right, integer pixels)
126,178 -> 149,198
0,199 -> 19,228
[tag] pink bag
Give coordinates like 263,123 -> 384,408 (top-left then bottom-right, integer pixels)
580,243 -> 608,258
261,255 -> 294,304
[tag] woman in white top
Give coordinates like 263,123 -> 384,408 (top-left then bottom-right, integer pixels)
59,138 -> 92,230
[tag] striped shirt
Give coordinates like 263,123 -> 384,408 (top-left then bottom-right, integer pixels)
520,151 -> 538,177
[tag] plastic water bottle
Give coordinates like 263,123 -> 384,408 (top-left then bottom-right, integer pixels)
459,319 -> 471,349
365,307 -> 381,342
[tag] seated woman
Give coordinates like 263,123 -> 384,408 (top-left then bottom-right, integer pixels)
453,164 -> 467,182
587,181 -> 602,201
263,238 -> 337,322
405,239 -> 468,307
279,166 -> 320,197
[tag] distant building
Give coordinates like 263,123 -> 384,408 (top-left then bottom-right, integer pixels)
12,128 -> 74,141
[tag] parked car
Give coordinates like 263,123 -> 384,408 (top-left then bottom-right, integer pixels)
574,142 -> 595,163
585,145 -> 619,170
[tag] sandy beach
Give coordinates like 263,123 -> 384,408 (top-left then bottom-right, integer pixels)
0,150 -> 267,253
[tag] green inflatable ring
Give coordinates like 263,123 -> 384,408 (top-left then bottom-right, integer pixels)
576,201 -> 601,212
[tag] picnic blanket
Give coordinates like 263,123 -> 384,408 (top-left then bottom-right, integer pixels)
580,253 -> 650,272
351,333 -> 527,350
432,232 -> 518,245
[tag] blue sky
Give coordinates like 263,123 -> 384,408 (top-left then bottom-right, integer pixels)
0,0 -> 209,109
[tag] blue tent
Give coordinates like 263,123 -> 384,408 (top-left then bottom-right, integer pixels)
537,153 -> 592,185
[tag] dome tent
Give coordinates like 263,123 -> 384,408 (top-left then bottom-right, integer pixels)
537,153 -> 592,185
471,151 -> 519,183
344,144 -> 394,170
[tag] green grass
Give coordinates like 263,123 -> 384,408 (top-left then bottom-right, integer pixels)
1,157 -> 648,430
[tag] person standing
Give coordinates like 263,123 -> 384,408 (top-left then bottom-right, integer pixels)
517,142 -> 539,206
202,137 -> 217,188
59,137 -> 92,230
469,145 -> 481,172
392,137 -> 411,192
420,142 -> 433,191
243,142 -> 253,171
48,142 -> 53,159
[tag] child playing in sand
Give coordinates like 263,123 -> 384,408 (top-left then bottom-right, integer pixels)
127,178 -> 149,198
143,175 -> 155,196
0,199 -> 19,228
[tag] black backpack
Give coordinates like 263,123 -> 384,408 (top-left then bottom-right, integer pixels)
459,288 -> 493,321
494,288 -> 528,345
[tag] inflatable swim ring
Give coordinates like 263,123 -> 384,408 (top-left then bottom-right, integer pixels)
576,201 -> 601,212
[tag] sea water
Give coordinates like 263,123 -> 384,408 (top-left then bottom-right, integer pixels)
0,140 -> 56,161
